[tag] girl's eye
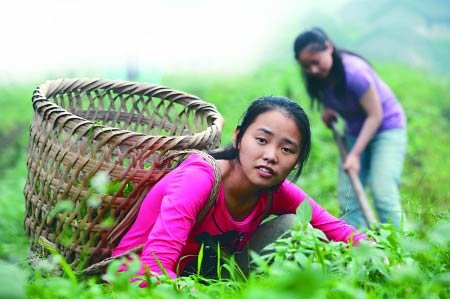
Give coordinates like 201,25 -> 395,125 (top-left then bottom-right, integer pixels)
301,60 -> 318,69
256,137 -> 266,144
281,147 -> 293,154
300,63 -> 311,70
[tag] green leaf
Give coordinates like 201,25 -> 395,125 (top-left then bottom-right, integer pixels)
49,200 -> 75,218
296,198 -> 312,228
100,216 -> 115,228
249,251 -> 270,273
216,242 -> 222,279
197,242 -> 204,276
91,171 -> 110,194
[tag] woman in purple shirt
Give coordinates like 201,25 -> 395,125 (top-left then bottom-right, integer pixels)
294,27 -> 407,229
113,96 -> 365,284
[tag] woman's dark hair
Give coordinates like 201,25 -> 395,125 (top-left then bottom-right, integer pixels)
210,96 -> 311,181
293,27 -> 347,106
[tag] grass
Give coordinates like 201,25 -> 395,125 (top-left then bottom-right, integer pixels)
0,62 -> 449,298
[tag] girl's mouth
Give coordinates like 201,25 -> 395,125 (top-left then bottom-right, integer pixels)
256,166 -> 275,177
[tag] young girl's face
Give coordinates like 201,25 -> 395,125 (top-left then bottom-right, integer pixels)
297,42 -> 333,78
235,109 -> 301,188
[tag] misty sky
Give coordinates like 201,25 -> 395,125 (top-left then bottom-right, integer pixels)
1,0 -> 349,81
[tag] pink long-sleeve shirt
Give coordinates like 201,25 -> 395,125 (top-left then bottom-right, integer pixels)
112,153 -> 365,279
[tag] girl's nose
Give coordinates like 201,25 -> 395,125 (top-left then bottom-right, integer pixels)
263,146 -> 277,163
309,65 -> 320,75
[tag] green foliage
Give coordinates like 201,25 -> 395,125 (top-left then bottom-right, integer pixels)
0,261 -> 27,299
378,63 -> 450,224
0,62 -> 449,298
246,202 -> 450,298
0,84 -> 33,130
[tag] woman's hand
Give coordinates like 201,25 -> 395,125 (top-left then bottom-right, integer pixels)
321,107 -> 338,128
343,152 -> 360,173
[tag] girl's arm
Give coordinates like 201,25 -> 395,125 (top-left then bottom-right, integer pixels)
137,158 -> 215,279
344,86 -> 382,173
306,196 -> 366,244
273,181 -> 366,244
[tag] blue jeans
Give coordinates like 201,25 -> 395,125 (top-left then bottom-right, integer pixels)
338,128 -> 407,229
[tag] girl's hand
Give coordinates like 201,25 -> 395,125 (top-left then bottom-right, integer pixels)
321,107 -> 338,128
343,152 -> 360,173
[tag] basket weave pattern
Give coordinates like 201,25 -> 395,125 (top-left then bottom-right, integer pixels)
24,78 -> 223,269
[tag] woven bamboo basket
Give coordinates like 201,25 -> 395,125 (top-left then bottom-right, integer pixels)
24,78 -> 223,271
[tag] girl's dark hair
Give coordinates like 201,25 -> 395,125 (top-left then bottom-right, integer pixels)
293,27 -> 347,106
210,96 -> 311,181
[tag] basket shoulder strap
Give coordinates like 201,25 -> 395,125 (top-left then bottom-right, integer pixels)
187,150 -> 222,226
159,149 -> 221,226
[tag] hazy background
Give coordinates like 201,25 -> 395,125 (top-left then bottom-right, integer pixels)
3,0 -> 448,83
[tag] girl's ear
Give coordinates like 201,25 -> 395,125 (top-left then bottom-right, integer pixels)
232,128 -> 240,149
325,40 -> 334,53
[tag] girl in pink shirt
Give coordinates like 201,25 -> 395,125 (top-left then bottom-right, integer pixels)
112,96 -> 365,283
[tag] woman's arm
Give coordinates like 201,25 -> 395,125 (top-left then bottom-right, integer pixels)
321,106 -> 338,128
344,86 -> 382,173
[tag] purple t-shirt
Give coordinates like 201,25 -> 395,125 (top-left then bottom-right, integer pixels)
322,53 -> 406,136
112,154 -> 365,282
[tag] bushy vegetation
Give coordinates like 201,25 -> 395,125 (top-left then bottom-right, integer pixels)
0,62 -> 449,298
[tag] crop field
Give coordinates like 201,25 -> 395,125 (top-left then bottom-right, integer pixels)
0,62 -> 449,298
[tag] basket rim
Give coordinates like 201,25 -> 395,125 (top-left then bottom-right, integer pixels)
31,78 -> 224,147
